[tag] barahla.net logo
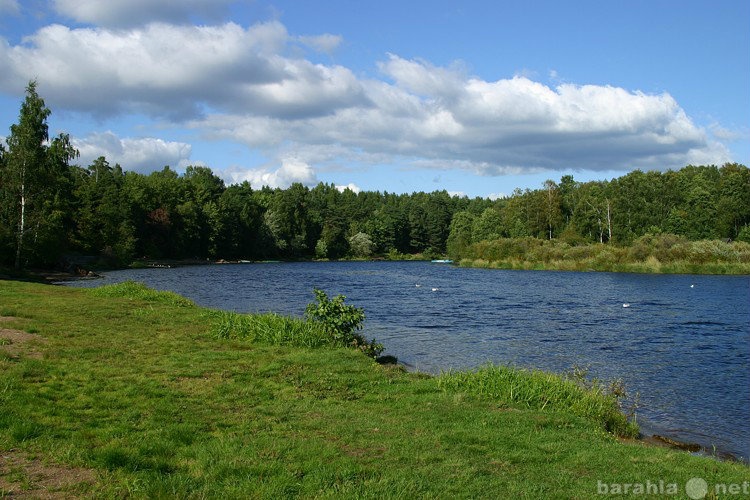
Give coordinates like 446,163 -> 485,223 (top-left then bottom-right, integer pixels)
596,477 -> 750,498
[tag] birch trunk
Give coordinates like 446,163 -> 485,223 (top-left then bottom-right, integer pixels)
14,162 -> 25,270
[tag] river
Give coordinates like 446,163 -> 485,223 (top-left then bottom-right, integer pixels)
63,261 -> 750,461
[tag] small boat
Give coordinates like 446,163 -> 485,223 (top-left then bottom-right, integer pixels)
430,259 -> 453,264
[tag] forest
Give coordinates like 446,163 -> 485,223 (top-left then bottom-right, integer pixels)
1,82 -> 750,270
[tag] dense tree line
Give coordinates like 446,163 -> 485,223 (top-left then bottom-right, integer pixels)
446,165 -> 750,260
1,83 -> 749,269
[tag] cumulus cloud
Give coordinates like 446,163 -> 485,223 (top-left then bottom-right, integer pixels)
72,131 -> 193,173
335,183 -> 361,193
0,19 -> 732,177
379,54 -> 466,99
0,21 -> 365,119
53,0 -> 236,28
223,158 -> 319,189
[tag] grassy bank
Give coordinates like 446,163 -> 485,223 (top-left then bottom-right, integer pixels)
0,281 -> 747,497
457,234 -> 750,274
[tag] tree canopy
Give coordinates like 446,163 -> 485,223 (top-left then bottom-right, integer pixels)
1,83 -> 748,269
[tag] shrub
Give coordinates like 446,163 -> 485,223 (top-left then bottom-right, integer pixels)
207,289 -> 384,357
305,289 -> 383,358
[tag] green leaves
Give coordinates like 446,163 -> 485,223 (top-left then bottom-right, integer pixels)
305,289 -> 383,358
1,80 -> 78,268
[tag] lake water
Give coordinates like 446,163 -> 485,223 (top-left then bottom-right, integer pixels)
63,261 -> 750,461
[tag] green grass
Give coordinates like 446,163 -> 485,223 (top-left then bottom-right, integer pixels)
88,280 -> 196,307
0,280 -> 747,498
438,365 -> 639,438
206,309 -> 330,348
458,235 -> 750,274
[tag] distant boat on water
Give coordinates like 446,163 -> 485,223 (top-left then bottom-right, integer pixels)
431,259 -> 453,264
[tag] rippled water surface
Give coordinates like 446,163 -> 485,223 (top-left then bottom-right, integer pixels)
65,261 -> 750,460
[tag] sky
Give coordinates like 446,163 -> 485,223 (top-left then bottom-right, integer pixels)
0,0 -> 748,198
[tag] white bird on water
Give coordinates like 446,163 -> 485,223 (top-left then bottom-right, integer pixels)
622,303 -> 631,308
432,288 -> 440,292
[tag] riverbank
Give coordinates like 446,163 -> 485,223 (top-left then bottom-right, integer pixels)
454,235 -> 750,275
456,256 -> 750,274
1,280 -> 747,496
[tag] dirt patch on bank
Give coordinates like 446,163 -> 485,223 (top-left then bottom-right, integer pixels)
0,317 -> 45,360
0,450 -> 97,498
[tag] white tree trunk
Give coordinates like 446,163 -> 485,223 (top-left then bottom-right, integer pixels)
15,181 -> 25,269
14,161 -> 26,270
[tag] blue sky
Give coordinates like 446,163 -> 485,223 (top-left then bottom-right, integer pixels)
0,0 -> 747,198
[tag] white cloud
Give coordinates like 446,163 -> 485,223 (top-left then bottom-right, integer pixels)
52,0 -> 236,28
379,53 -> 465,99
709,123 -> 747,142
298,34 -> 343,54
0,21 -> 364,119
487,192 -> 508,201
0,20 -> 732,177
73,131 -> 192,173
0,0 -> 19,15
224,158 -> 319,189
193,53 -> 727,174
335,183 -> 361,193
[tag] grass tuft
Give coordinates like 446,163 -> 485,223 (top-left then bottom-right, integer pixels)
89,280 -> 195,307
206,310 -> 330,348
437,364 -> 639,437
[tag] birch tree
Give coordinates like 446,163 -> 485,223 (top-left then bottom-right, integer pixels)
1,81 -> 77,268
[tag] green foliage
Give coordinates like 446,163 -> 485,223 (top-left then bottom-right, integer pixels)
472,207 -> 503,242
305,288 -> 383,357
89,280 -> 195,307
348,232 -> 374,258
0,80 -> 78,268
438,364 -> 638,438
737,225 -> 750,244
207,289 -> 383,357
457,234 -> 750,274
208,310 -> 329,348
446,210 -> 475,260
